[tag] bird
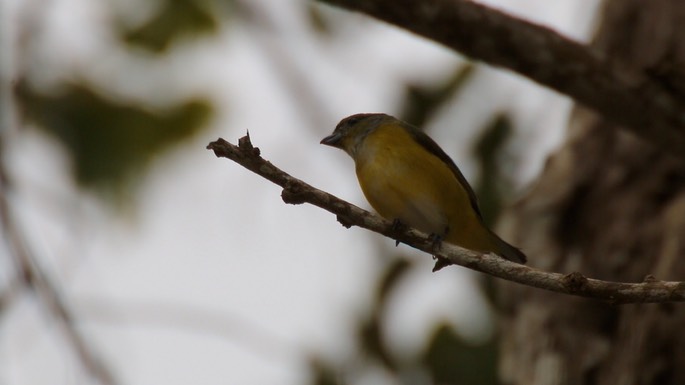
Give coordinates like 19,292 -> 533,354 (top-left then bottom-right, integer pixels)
320,113 -> 526,265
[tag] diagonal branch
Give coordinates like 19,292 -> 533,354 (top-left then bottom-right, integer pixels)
208,136 -> 685,304
317,0 -> 685,159
0,165 -> 117,385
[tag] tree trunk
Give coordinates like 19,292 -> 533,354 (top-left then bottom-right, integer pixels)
499,1 -> 685,384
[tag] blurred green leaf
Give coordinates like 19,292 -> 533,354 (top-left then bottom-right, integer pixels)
473,113 -> 514,227
422,324 -> 498,385
307,2 -> 333,35
16,82 -> 213,193
401,64 -> 474,130
120,0 -> 223,52
309,358 -> 345,385
376,257 -> 412,305
473,114 -> 517,302
358,257 -> 412,371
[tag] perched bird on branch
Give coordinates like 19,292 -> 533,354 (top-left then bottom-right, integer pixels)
321,113 -> 526,264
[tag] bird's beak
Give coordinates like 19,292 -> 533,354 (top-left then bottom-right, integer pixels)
320,132 -> 342,147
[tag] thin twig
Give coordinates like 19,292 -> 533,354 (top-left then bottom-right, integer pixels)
0,165 -> 117,385
316,0 -> 685,159
208,136 -> 685,304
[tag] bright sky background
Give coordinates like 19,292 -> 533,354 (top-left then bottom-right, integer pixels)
1,0 -> 601,384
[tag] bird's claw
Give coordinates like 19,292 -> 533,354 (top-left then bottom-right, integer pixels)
428,233 -> 443,253
428,232 -> 451,271
391,219 -> 406,247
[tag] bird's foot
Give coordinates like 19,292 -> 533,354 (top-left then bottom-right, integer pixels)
429,231 -> 452,271
428,233 -> 443,252
391,218 -> 407,247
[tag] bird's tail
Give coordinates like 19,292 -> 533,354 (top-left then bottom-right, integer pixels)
488,230 -> 527,264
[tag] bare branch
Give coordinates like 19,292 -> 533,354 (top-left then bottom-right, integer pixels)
208,136 -> 685,304
317,0 -> 685,159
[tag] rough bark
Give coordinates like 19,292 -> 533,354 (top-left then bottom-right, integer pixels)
499,1 -> 685,384
318,0 -> 685,159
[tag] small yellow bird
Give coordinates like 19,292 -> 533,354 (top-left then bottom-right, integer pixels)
321,113 -> 526,264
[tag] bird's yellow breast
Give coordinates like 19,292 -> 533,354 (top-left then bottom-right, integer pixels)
353,124 -> 480,241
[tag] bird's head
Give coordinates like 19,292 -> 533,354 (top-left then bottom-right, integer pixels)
320,113 -> 393,158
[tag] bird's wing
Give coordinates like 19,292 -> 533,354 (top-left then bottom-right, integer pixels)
404,123 -> 484,221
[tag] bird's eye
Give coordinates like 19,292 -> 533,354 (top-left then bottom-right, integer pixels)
345,116 -> 362,126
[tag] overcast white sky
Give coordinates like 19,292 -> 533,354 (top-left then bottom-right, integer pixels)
1,0 -> 601,384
